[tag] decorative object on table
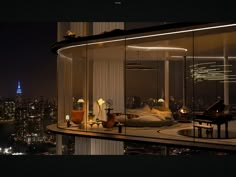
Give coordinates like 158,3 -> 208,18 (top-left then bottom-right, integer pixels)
88,121 -> 94,128
64,30 -> 76,40
71,98 -> 85,124
96,98 -> 106,121
94,98 -> 116,128
88,112 -> 95,128
88,112 -> 95,122
117,122 -> 122,133
102,99 -> 116,128
157,98 -> 165,107
97,99 -> 116,128
178,105 -> 192,122
105,99 -> 113,109
102,111 -> 116,128
146,98 -> 158,110
65,115 -> 71,127
95,118 -> 102,127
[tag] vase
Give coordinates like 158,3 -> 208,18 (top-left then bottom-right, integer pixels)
71,110 -> 84,124
102,113 -> 116,128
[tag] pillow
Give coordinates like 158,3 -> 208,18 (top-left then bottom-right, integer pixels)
151,108 -> 173,120
142,105 -> 151,112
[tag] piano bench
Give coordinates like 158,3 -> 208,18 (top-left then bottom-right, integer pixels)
193,124 -> 213,138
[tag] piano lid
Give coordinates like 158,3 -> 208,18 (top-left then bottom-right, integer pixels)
204,99 -> 225,115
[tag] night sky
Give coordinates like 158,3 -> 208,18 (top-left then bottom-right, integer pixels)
0,22 -> 57,99
0,22 -> 168,100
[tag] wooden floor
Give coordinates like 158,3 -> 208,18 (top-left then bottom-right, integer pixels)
47,120 -> 236,152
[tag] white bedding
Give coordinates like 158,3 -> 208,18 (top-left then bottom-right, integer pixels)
115,106 -> 175,127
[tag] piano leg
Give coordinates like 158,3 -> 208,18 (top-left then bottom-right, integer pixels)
217,124 -> 221,138
198,127 -> 202,138
225,121 -> 228,138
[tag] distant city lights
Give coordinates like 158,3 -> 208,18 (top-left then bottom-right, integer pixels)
0,147 -> 14,155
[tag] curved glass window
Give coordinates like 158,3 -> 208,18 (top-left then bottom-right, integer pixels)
55,23 -> 236,149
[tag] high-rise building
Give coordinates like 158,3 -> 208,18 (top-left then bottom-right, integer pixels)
15,80 -> 24,120
16,80 -> 22,95
15,80 -> 22,103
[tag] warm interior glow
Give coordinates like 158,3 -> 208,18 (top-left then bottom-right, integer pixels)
58,23 -> 236,57
97,98 -> 105,106
157,98 -> 165,103
127,45 -> 188,52
65,115 -> 70,121
179,106 -> 191,114
78,99 -> 85,103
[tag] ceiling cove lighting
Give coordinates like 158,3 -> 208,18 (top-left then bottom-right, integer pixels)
171,56 -> 236,59
59,54 -> 72,61
126,46 -> 188,52
125,24 -> 236,41
57,23 -> 236,56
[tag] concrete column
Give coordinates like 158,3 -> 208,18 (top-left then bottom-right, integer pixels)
56,134 -> 62,155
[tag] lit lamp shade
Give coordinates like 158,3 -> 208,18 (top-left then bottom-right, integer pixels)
157,98 -> 164,103
178,106 -> 191,114
97,98 -> 105,106
157,98 -> 165,107
65,115 -> 70,121
178,106 -> 191,122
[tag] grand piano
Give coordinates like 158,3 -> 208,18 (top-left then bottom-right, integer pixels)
194,99 -> 232,138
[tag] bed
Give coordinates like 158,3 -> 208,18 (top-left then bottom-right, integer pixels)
115,105 -> 176,127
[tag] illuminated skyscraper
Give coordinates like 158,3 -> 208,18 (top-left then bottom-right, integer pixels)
16,80 -> 22,95
15,80 -> 23,109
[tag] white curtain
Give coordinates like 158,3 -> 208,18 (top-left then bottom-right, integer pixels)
57,54 -> 72,124
92,49 -> 125,121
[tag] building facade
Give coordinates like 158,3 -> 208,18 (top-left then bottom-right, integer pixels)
48,22 -> 236,155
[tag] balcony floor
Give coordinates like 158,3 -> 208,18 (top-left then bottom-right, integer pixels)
47,120 -> 236,152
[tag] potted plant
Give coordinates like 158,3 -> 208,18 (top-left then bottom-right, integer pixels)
71,98 -> 85,124
64,30 -> 76,40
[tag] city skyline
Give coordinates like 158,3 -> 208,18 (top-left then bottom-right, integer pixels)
0,22 -> 166,99
0,22 -> 57,99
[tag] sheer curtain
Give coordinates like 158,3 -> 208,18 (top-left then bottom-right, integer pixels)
92,48 -> 125,121
57,54 -> 72,125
